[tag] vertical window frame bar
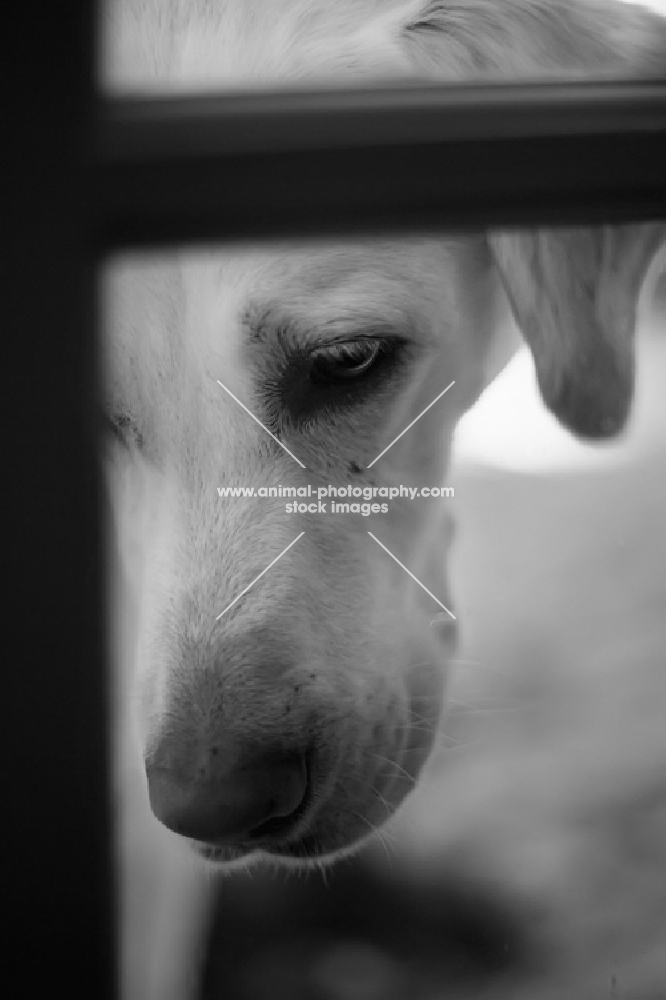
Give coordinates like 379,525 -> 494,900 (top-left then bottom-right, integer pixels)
4,6 -> 665,1000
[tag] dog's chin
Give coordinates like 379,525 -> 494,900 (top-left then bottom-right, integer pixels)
189,796 -> 392,873
192,835 -> 372,873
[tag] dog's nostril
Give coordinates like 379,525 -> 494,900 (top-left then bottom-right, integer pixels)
146,751 -> 308,846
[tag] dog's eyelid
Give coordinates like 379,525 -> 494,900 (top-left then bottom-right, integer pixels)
306,334 -> 395,356
266,314 -> 413,354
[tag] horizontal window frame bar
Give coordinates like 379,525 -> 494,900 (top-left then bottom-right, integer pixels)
97,80 -> 666,156
90,81 -> 666,249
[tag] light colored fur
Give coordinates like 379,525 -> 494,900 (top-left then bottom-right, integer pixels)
104,1 -> 666,997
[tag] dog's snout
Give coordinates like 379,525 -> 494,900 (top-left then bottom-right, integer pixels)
146,750 -> 308,846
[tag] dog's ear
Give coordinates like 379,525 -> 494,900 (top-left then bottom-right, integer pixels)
488,225 -> 665,438
386,0 -> 666,437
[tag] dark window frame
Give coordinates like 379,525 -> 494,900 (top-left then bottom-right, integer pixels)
4,4 -> 664,997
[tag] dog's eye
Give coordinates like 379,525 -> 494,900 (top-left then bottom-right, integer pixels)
309,340 -> 383,385
266,335 -> 407,429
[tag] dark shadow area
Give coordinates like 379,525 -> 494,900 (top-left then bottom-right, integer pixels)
200,855 -> 533,1000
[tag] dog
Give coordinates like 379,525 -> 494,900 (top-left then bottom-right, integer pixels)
103,1 -> 666,997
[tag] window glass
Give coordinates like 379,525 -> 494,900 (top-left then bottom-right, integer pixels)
101,3 -> 666,999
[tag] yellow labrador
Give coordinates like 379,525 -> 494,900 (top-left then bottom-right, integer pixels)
103,1 -> 666,997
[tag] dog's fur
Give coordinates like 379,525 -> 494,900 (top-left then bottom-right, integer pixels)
104,1 -> 666,997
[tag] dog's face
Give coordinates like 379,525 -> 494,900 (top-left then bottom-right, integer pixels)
107,237 -> 495,866
105,0 -> 666,869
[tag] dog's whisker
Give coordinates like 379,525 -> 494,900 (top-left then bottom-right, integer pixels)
370,787 -> 396,822
445,700 -> 525,715
368,752 -> 418,788
431,734 -> 481,754
348,808 -> 395,867
436,729 -> 464,743
399,711 -> 438,729
407,707 -> 439,726
314,858 -> 330,887
448,657 -> 511,681
405,720 -> 440,739
395,724 -> 438,739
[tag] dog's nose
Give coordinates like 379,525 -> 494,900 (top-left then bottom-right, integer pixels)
145,751 -> 308,845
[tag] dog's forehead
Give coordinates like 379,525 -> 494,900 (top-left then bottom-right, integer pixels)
182,238 -> 458,358
227,240 -> 452,301
104,0 -> 411,92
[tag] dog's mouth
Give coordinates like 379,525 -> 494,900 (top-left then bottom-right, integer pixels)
192,748 -> 420,868
190,749 -> 317,866
192,674 -> 443,869
191,752 -> 333,867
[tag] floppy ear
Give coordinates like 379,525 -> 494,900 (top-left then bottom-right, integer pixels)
488,225 -> 665,438
388,0 -> 666,437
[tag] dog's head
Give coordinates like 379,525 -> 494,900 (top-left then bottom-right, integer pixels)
105,0 -> 666,869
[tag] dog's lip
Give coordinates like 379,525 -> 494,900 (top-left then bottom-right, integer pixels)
191,665 -> 444,866
260,712 -> 440,862
192,748 -> 318,857
245,750 -> 316,847
195,842 -> 250,863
